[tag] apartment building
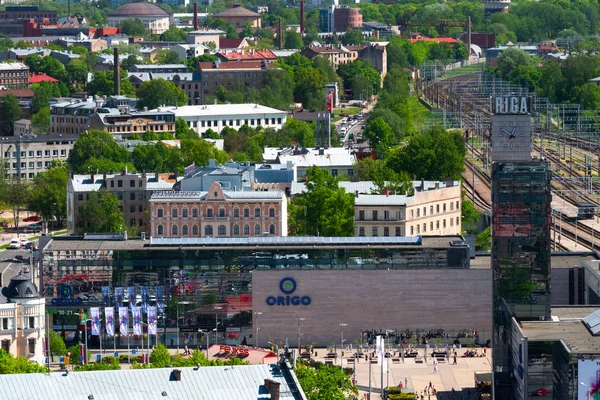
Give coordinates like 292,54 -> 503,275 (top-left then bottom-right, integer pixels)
88,108 -> 176,138
66,171 -> 179,235
354,180 -> 462,237
150,181 -> 287,238
0,62 -> 29,88
0,273 -> 46,366
198,60 -> 274,101
127,72 -> 202,106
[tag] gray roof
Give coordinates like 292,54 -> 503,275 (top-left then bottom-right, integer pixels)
355,194 -> 409,206
151,190 -> 285,201
1,272 -> 40,299
0,364 -> 304,400
70,174 -> 178,193
133,64 -> 187,70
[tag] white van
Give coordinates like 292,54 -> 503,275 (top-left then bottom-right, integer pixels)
9,238 -> 20,249
339,127 -> 347,136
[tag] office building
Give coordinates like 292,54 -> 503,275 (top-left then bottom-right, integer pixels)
0,62 -> 29,88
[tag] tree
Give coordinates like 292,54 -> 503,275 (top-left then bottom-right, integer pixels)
155,49 -> 180,64
0,350 -> 48,374
259,69 -> 295,110
120,18 -> 147,36
294,67 -> 327,110
175,118 -> 197,139
461,198 -> 480,234
496,47 -> 533,78
341,28 -> 364,46
121,54 -> 140,71
284,31 -> 303,49
47,330 -> 67,362
68,130 -> 131,173
31,85 -> 50,115
76,190 -> 125,234
295,361 -> 357,400
37,56 -> 67,81
336,61 -> 380,95
0,94 -> 21,135
160,27 -> 187,42
363,117 -> 395,157
180,138 -> 229,166
149,343 -> 171,367
137,79 -> 188,110
290,166 -> 354,236
1,180 -> 31,233
31,108 -> 50,135
66,59 -> 90,86
28,160 -> 68,224
386,40 -> 407,69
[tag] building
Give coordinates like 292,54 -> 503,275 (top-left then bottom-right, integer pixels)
150,181 -> 288,237
0,134 -> 77,180
0,62 -> 29,88
266,147 -> 356,180
131,64 -> 188,74
219,37 -> 249,50
216,49 -> 278,63
333,6 -> 362,32
484,0 -> 510,15
171,43 -> 209,61
197,60 -> 275,101
13,118 -> 30,136
127,71 -> 202,105
0,363 -> 307,400
354,180 -> 462,237
88,108 -> 176,139
213,4 -> 261,31
186,29 -> 225,46
108,3 -> 172,35
0,5 -> 57,23
152,104 -> 287,137
66,172 -> 179,235
0,273 -> 45,366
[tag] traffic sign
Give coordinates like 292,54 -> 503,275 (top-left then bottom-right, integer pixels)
96,354 -> 101,361
114,352 -> 118,357
132,349 -> 137,355
59,357 -> 64,363
79,356 -> 83,361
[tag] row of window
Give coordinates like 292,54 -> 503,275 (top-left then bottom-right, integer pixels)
3,149 -> 68,159
157,206 -> 277,218
189,117 -> 283,129
1,338 -> 36,354
12,161 -> 54,170
358,210 -> 403,221
0,316 -> 35,330
203,73 -> 260,79
410,217 -> 461,235
411,201 -> 460,219
358,226 -> 404,237
157,223 -> 277,236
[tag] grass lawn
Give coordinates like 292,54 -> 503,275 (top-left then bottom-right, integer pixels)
409,96 -> 432,133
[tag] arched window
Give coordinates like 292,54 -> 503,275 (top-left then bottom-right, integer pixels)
172,225 -> 178,236
254,208 -> 261,217
269,208 -> 275,217
192,225 -> 199,235
234,208 -> 240,218
182,225 -> 188,235
157,225 -> 163,235
192,208 -> 198,218
254,224 -> 261,235
243,224 -> 249,235
157,208 -> 163,217
205,225 -> 213,236
218,225 -> 226,236
172,208 -> 178,218
206,208 -> 213,217
233,225 -> 240,235
182,208 -> 188,218
269,224 -> 275,235
244,208 -> 249,217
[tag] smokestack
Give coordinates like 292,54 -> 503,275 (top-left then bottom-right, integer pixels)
193,2 -> 199,31
467,16 -> 471,58
300,0 -> 305,35
278,18 -> 283,50
113,47 -> 120,96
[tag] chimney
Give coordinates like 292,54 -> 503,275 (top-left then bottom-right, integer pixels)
155,171 -> 159,181
90,173 -> 95,183
113,47 -> 120,96
421,177 -> 425,191
171,369 -> 182,381
300,0 -> 305,35
264,379 -> 280,400
193,2 -> 199,31
278,18 -> 283,50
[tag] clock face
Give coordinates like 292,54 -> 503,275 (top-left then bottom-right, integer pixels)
498,120 -> 526,148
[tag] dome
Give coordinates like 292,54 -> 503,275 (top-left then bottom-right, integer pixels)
1,273 -> 40,300
109,2 -> 170,18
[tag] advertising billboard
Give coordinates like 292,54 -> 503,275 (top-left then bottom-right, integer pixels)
578,359 -> 600,399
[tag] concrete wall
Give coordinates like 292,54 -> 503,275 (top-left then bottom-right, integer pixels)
252,269 -> 493,348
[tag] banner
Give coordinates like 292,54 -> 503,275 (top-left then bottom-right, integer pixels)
115,287 -> 123,306
155,286 -> 165,313
105,307 -> 114,336
376,336 -> 387,373
102,286 -> 111,306
141,286 -> 149,313
118,306 -> 128,336
147,306 -> 157,335
90,307 -> 101,336
128,286 -> 136,310
132,306 -> 142,336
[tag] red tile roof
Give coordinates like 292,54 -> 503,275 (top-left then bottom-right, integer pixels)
217,49 -> 277,61
409,37 -> 459,44
29,73 -> 58,84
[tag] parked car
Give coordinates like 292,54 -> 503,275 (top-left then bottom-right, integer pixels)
24,242 -> 37,251
531,388 -> 549,397
23,216 -> 40,222
9,238 -> 20,249
27,223 -> 42,230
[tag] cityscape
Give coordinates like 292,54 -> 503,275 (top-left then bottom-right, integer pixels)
0,0 -> 598,399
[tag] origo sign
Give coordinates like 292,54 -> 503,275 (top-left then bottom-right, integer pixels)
266,277 -> 311,306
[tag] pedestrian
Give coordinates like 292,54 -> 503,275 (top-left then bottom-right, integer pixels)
483,347 -> 487,356
170,338 -> 174,347
429,381 -> 432,389
453,354 -> 457,365
405,377 -> 408,388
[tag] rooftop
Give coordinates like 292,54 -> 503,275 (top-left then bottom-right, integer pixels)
217,49 -> 277,61
214,4 -> 261,18
133,64 -> 187,70
69,173 -> 178,193
109,2 -> 170,18
152,104 -> 286,118
269,147 -> 356,168
0,62 -> 28,70
150,189 -> 285,201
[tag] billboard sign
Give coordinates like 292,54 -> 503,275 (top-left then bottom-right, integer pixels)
578,359 -> 600,399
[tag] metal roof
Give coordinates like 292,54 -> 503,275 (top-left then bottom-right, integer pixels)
355,194 -> 409,206
0,365 -> 303,400
150,189 -> 285,201
149,236 -> 421,247
155,104 -> 287,118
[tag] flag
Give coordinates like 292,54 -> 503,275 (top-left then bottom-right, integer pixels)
115,287 -> 124,306
119,306 -> 128,335
132,306 -> 142,336
128,286 -> 136,310
90,307 -> 101,336
141,286 -> 149,313
155,286 -> 165,313
147,306 -> 157,335
376,335 -> 384,365
102,286 -> 111,306
105,307 -> 114,336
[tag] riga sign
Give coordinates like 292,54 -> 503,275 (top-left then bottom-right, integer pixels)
492,96 -> 529,115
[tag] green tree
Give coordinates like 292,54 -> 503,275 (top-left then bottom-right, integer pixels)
137,79 -> 188,110
341,28 -> 364,45
68,130 -> 131,173
290,166 -> 354,236
120,18 -> 147,36
31,85 -> 50,115
294,67 -> 327,110
28,160 -> 68,224
37,56 -> 67,81
155,49 -> 180,64
496,47 -> 534,78
363,117 -> 395,157
149,343 -> 171,367
47,330 -> 67,362
0,350 -> 48,374
175,118 -> 197,139
259,69 -> 295,110
121,54 -> 140,71
76,190 -> 125,234
180,138 -> 229,166
284,31 -> 303,49
295,361 -> 357,400
31,108 -> 50,135
461,198 -> 480,234
1,179 -> 31,233
160,27 -> 187,42
336,60 -> 380,95
66,59 -> 90,86
0,94 -> 21,135
386,40 -> 407,69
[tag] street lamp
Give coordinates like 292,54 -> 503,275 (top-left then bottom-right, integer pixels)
254,311 -> 262,348
297,317 -> 305,351
198,328 -> 217,359
581,382 -> 591,400
214,306 -> 223,345
340,323 -> 347,370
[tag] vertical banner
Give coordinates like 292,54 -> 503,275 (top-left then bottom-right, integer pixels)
115,287 -> 123,306
155,286 -> 165,313
90,307 -> 101,336
141,286 -> 149,313
147,306 -> 157,335
132,306 -> 142,336
128,286 -> 136,310
105,307 -> 114,336
118,306 -> 128,336
102,286 -> 111,306
376,336 -> 383,365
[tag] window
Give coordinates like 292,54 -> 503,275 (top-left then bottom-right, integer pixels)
372,210 -> 378,221
205,225 -> 213,236
331,169 -> 338,177
244,224 -> 249,235
417,225 -> 420,234
192,208 -> 198,218
456,201 -> 460,210
359,227 -> 365,236
172,208 -> 178,218
182,208 -> 188,218
269,224 -> 275,235
430,222 -> 433,231
443,219 -> 446,228
443,204 -> 446,212
28,317 -> 34,329
372,227 -> 378,236
430,206 -> 434,215
450,218 -> 454,227
1,318 -> 7,330
157,208 -> 163,218
423,223 -> 426,232
450,202 -> 454,211
193,225 -> 199,235
1,339 -> 9,352
157,225 -> 163,235
182,225 -> 188,235
269,208 -> 275,217
117,193 -> 123,200
254,208 -> 260,217
218,225 -> 226,236
417,209 -> 420,217
129,193 -> 135,200
130,179 -> 135,187
456,216 -> 459,226
254,224 -> 261,235
28,338 -> 35,354
233,225 -> 240,235
234,208 -> 240,218
436,204 -> 440,213
436,221 -> 439,229
244,208 -> 249,218
384,227 -> 389,237
172,225 -> 178,235
118,180 -> 123,188
359,210 -> 365,220
423,207 -> 426,216
395,227 -> 401,236
219,208 -> 225,217
410,226 -> 414,235
129,205 -> 135,213
77,194 -> 83,201
206,208 -> 213,217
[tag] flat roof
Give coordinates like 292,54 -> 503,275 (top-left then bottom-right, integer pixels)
551,254 -> 596,269
0,62 -> 27,70
154,104 -> 286,118
521,319 -> 600,355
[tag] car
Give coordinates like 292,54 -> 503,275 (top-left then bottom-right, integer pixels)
24,242 -> 37,251
531,388 -> 549,397
23,216 -> 40,222
27,223 -> 42,230
9,239 -> 20,249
